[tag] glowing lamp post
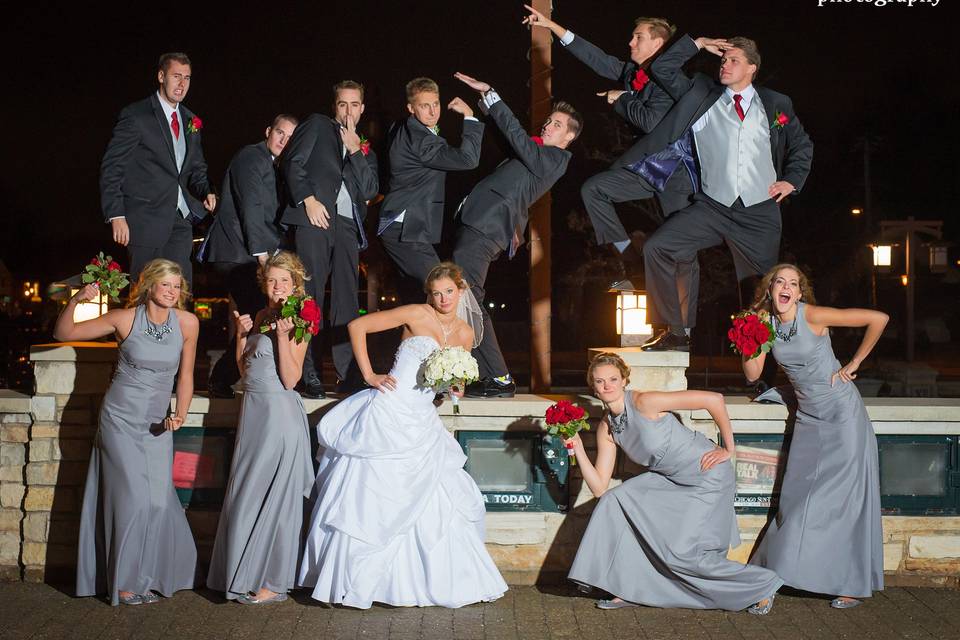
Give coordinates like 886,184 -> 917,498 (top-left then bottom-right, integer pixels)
612,288 -> 652,347
871,244 -> 893,272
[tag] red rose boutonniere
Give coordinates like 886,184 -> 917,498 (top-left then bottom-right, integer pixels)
187,116 -> 203,134
771,111 -> 789,130
358,135 -> 371,156
530,135 -> 544,146
631,68 -> 650,92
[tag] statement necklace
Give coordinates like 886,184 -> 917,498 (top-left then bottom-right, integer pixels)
774,313 -> 798,343
144,315 -> 172,342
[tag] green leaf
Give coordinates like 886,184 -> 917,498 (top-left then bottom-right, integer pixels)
81,273 -> 95,284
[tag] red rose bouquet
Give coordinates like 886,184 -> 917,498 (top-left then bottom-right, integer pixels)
728,310 -> 774,359
82,251 -> 129,302
543,400 -> 591,466
259,295 -> 321,344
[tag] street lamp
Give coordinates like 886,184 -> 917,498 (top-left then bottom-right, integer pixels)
70,287 -> 109,322
851,207 -> 863,216
611,287 -> 652,347
928,243 -> 949,274
871,244 -> 893,271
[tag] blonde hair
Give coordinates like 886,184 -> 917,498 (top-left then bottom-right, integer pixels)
127,259 -> 190,309
406,77 -> 439,102
258,251 -> 309,297
587,352 -> 631,387
423,261 -> 468,293
751,263 -> 817,311
634,17 -> 676,44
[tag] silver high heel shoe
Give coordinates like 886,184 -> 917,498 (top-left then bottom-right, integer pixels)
747,593 -> 776,615
596,598 -> 638,610
830,597 -> 862,609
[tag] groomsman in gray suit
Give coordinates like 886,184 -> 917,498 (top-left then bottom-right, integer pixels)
640,36 -> 813,352
100,52 -> 217,285
280,81 -> 379,398
451,72 -> 581,398
378,77 -> 484,301
201,114 -> 298,397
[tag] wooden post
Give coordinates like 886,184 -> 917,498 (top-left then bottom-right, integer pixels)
905,220 -> 915,362
529,0 -> 553,392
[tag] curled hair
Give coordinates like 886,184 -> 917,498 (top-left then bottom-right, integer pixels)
334,80 -> 365,103
158,52 -> 191,73
423,261 -> 468,293
727,36 -> 761,79
587,352 -> 631,387
634,17 -> 677,43
406,77 -> 439,102
127,259 -> 191,309
552,100 -> 583,142
258,251 -> 310,298
751,263 -> 817,311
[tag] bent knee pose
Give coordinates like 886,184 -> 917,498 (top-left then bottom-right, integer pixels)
567,353 -> 782,613
59,260 -> 199,606
743,264 -> 886,608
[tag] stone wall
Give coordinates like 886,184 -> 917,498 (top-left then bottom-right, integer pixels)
3,344 -> 960,590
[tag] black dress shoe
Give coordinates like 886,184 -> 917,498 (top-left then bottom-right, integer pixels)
208,382 -> 235,399
465,378 -> 516,398
640,329 -> 690,352
300,377 -> 327,399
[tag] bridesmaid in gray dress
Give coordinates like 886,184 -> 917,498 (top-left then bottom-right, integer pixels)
55,259 -> 200,606
566,353 -> 783,613
207,251 -> 313,605
743,264 -> 887,608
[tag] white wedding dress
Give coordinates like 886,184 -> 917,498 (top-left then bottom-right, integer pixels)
298,335 -> 508,608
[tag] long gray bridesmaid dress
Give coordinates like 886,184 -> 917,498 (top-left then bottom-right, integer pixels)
76,305 -> 197,605
568,394 -> 783,610
750,302 -> 884,598
206,332 -> 313,600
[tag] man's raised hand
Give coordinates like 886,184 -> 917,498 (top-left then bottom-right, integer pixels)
447,97 -> 474,119
340,114 -> 362,154
694,37 -> 732,56
454,72 -> 490,94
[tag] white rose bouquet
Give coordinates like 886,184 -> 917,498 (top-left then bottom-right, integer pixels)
420,346 -> 480,414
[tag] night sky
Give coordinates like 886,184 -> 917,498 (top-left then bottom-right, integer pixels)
2,0 -> 957,291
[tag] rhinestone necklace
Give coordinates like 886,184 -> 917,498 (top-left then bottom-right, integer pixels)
774,313 -> 798,343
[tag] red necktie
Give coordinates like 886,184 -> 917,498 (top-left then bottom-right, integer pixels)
170,111 -> 180,139
733,94 -> 745,121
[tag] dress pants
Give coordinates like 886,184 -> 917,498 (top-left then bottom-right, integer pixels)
378,222 -> 441,305
127,213 -> 194,286
208,261 -> 265,389
580,167 -> 694,245
644,194 -> 781,329
451,225 -> 509,379
295,216 -> 362,384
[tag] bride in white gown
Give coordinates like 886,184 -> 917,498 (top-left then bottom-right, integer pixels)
298,262 -> 508,608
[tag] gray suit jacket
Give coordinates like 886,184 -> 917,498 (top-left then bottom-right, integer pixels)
459,100 -> 570,254
202,141 -> 281,264
380,115 -> 484,244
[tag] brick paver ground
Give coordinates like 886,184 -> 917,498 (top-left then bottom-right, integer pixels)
1,583 -> 958,640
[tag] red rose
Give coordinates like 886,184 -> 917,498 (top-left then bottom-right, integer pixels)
308,322 -> 320,336
299,298 -> 321,324
90,257 -> 101,267
631,68 -> 650,92
777,113 -> 789,126
359,141 -> 371,156
740,338 -> 758,356
530,135 -> 544,146
107,261 -> 121,272
191,116 -> 203,130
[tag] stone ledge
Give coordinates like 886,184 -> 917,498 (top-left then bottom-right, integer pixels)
0,391 -> 31,414
29,343 -> 119,363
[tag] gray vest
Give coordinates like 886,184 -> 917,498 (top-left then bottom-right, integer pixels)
694,94 -> 777,207
172,111 -> 189,217
336,144 -> 354,220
